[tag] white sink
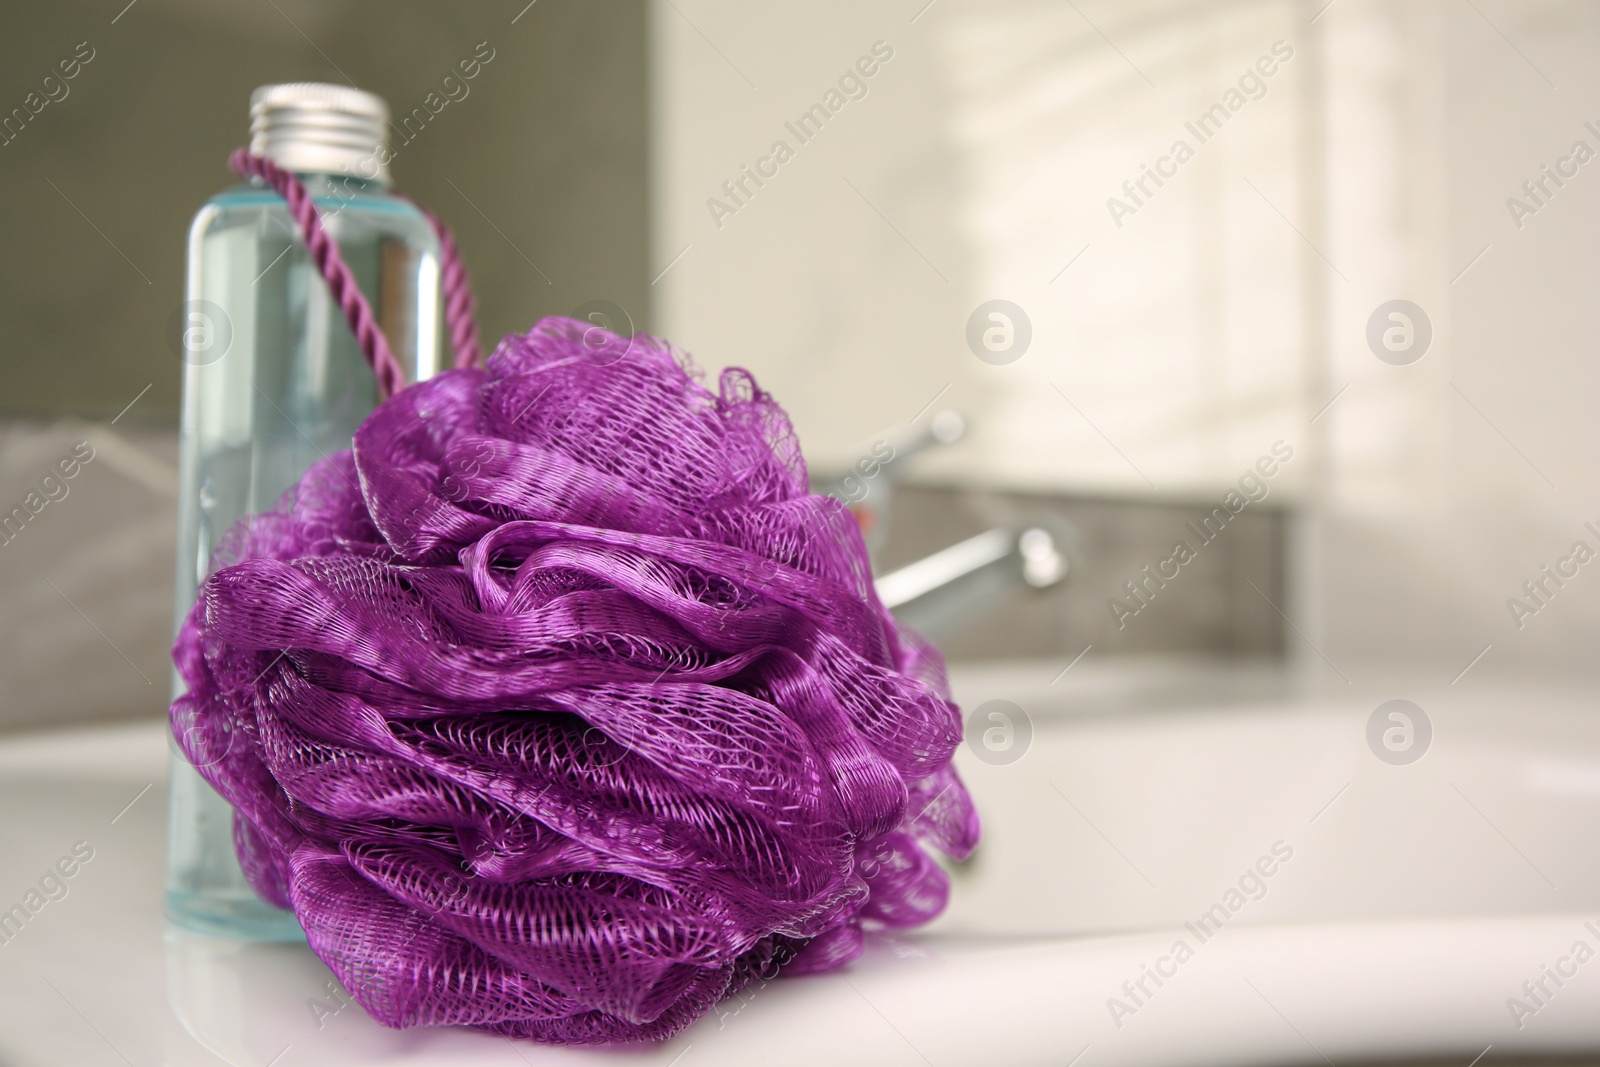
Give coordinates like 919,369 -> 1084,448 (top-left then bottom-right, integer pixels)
1,665 -> 1597,1065
938,672 -> 1600,935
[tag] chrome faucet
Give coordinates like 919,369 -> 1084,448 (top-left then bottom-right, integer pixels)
818,412 -> 1070,623
875,525 -> 1068,610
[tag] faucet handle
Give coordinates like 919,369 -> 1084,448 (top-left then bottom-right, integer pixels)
1018,527 -> 1068,589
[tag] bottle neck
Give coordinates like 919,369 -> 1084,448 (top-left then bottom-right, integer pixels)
251,170 -> 390,197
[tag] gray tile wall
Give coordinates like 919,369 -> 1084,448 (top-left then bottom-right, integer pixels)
878,484 -> 1289,664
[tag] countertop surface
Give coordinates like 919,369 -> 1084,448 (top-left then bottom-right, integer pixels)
4,685 -> 1600,1066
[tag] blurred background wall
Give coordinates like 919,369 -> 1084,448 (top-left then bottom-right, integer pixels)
0,0 -> 650,424
653,0 -> 1314,495
0,0 -> 649,730
1314,1 -> 1600,681
2,0 -> 1598,733
652,0 -> 1600,685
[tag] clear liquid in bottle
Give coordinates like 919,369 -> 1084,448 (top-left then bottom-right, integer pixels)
167,83 -> 442,938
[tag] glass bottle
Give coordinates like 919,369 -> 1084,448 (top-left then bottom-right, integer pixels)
167,83 -> 442,938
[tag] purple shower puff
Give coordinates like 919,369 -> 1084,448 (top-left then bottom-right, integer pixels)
170,316 -> 980,1044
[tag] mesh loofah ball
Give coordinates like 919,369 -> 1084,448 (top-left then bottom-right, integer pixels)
171,316 -> 980,1044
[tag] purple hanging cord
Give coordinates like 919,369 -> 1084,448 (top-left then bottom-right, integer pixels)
227,148 -> 482,396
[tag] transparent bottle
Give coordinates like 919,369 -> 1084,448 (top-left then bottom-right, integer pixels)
167,83 -> 442,938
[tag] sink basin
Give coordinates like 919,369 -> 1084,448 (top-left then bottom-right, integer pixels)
1,664 -> 1597,1065
937,674 -> 1600,936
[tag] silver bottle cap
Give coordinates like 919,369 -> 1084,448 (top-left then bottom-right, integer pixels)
248,82 -> 390,184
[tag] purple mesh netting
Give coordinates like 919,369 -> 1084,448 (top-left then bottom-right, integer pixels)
171,316 -> 980,1044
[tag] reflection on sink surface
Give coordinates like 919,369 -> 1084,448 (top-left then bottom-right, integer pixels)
1,662 -> 1598,1066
